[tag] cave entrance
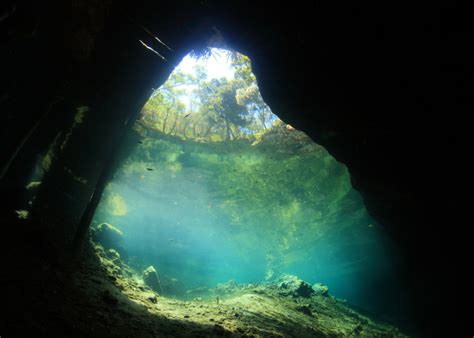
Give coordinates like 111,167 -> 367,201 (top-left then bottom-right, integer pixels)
90,47 -> 405,323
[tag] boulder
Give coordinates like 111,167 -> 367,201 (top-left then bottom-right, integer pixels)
277,274 -> 314,298
91,223 -> 123,250
312,283 -> 329,297
142,266 -> 162,294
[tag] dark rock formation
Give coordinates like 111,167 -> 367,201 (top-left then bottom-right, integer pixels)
142,265 -> 162,294
91,223 -> 123,250
106,248 -> 120,263
278,274 -> 315,298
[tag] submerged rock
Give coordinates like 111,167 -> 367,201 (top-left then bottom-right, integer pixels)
91,223 -> 123,249
277,274 -> 314,298
91,223 -> 129,261
312,282 -> 329,296
142,266 -> 162,294
106,249 -> 120,263
88,251 -> 407,337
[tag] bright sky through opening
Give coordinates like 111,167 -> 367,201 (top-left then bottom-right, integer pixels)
171,49 -> 235,108
179,48 -> 235,80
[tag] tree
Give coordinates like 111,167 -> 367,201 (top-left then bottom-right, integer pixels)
198,78 -> 248,140
140,69 -> 193,135
139,49 -> 278,142
236,84 -> 274,132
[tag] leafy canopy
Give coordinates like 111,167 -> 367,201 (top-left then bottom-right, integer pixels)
138,50 -> 276,142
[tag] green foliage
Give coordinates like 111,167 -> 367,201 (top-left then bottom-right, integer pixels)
198,78 -> 249,140
139,70 -> 189,135
231,53 -> 255,83
138,50 -> 277,143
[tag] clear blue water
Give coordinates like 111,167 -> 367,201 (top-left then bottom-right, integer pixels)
91,50 -> 411,328
92,134 -> 408,324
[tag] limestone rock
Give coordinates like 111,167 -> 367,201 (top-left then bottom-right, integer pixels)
312,283 -> 329,297
277,274 -> 314,298
91,223 -> 123,250
142,266 -> 162,294
106,249 -> 120,263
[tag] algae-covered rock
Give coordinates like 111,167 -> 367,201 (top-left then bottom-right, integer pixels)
91,223 -> 129,262
312,282 -> 329,296
143,266 -> 162,294
106,249 -> 120,262
277,274 -> 314,298
91,223 -> 123,249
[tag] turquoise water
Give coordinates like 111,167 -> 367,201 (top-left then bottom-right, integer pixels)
92,130 -> 408,324
91,49 -> 410,328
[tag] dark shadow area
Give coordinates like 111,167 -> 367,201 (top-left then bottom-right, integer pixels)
1,213 -> 234,337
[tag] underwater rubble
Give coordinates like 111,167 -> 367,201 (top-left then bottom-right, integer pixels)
86,240 -> 408,337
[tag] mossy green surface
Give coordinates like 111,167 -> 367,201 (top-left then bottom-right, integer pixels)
95,126 -> 367,274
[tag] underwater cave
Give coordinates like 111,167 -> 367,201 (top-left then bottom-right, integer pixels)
91,47 -> 409,325
0,2 -> 468,337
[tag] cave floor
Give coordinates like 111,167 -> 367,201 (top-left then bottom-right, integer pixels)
1,235 -> 407,337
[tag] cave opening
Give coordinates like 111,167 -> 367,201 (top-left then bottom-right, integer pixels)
89,47 -> 411,331
0,2 -> 467,336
